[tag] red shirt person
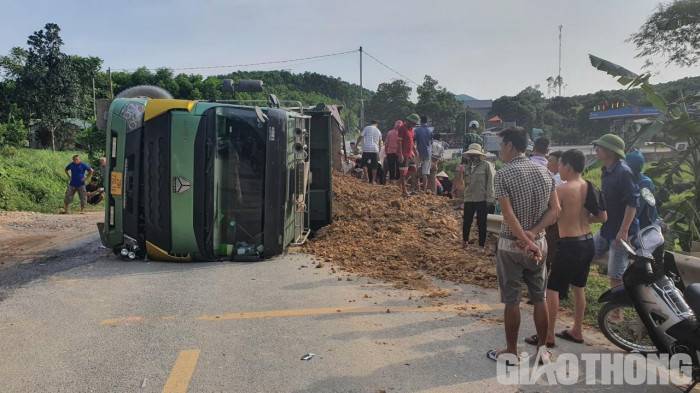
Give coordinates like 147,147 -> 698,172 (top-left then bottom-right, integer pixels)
398,113 -> 420,197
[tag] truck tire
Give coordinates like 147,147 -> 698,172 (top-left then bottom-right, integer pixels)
116,85 -> 173,99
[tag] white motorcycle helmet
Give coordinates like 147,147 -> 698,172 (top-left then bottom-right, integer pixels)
468,120 -> 480,130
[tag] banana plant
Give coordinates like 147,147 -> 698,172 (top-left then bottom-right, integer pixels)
590,54 -> 700,251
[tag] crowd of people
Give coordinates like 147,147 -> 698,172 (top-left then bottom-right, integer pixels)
348,114 -> 452,197
346,114 -> 657,365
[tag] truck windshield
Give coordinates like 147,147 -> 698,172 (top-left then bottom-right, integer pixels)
213,107 -> 266,258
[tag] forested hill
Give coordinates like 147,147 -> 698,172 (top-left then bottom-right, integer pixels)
569,75 -> 700,106
109,68 -> 373,129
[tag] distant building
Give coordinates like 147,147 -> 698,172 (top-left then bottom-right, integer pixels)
463,99 -> 493,119
589,106 -> 662,143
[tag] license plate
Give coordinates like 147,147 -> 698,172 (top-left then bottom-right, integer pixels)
110,171 -> 123,196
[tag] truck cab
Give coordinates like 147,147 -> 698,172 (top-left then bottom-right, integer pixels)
100,89 -> 331,261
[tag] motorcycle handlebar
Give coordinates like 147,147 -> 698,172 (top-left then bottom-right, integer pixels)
645,261 -> 654,276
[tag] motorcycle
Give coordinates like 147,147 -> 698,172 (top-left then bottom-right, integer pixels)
597,224 -> 700,391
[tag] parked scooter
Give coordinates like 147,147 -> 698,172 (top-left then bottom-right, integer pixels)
597,224 -> 700,391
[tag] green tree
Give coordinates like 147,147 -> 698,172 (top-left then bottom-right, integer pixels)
415,75 -> 462,133
491,96 -> 534,128
590,54 -> 700,251
365,79 -> 414,131
630,0 -> 700,67
0,23 -> 99,150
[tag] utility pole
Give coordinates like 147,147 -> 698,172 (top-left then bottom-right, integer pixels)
92,77 -> 97,119
108,67 -> 114,99
557,25 -> 563,97
359,46 -> 364,129
464,106 -> 468,133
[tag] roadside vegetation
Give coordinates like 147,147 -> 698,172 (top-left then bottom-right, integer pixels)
0,146 -> 99,213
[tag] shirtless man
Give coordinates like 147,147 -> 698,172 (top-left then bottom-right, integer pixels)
525,149 -> 607,347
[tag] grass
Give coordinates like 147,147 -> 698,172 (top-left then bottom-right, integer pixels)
0,146 -> 102,213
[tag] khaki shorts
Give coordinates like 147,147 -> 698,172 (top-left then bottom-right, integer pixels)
65,185 -> 87,207
417,155 -> 430,175
496,238 -> 548,305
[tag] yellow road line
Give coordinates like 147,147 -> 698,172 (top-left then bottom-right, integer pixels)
100,303 -> 498,326
100,316 -> 144,326
162,349 -> 200,393
197,303 -> 494,321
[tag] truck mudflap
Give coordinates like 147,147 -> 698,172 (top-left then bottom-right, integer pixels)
96,222 -> 108,247
145,241 -> 192,262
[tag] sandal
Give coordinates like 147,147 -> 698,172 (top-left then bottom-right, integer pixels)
524,334 -> 555,348
555,330 -> 584,344
486,349 -> 519,366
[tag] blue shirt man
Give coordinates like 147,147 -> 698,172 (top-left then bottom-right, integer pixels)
599,160 -> 640,240
66,160 -> 92,187
414,123 -> 433,159
413,117 -> 434,192
63,155 -> 93,214
592,134 -> 639,288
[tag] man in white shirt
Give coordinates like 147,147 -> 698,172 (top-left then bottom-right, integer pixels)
357,120 -> 383,184
548,151 -> 563,186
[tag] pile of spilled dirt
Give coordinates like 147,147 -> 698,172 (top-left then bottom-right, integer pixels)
304,173 -> 497,292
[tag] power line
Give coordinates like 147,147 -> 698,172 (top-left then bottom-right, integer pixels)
113,49 -> 359,72
362,50 -> 419,85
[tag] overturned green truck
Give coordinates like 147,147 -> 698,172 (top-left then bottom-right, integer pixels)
97,81 -> 339,261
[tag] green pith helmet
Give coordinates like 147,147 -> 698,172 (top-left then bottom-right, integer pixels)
592,134 -> 625,158
406,113 -> 420,124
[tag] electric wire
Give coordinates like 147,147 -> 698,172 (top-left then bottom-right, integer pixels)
362,50 -> 419,85
113,49 -> 359,72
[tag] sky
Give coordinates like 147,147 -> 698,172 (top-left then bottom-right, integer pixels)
0,0 -> 697,99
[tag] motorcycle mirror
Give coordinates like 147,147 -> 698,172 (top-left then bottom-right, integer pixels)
641,188 -> 656,207
620,239 -> 637,256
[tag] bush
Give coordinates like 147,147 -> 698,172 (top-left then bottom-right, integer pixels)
0,118 -> 28,148
0,148 -> 100,213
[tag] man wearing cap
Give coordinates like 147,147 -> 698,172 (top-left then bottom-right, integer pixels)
398,113 -> 420,197
592,134 -> 639,290
460,143 -> 495,250
464,120 -> 483,149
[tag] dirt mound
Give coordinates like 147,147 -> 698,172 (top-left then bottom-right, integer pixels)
304,173 -> 497,291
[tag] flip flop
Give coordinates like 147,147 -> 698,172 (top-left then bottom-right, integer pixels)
556,330 -> 584,344
486,349 -> 519,366
524,334 -> 555,348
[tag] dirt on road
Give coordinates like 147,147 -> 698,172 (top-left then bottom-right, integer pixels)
0,210 -> 101,268
305,173 -> 498,293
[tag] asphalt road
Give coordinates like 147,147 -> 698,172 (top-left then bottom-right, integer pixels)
0,237 -> 683,392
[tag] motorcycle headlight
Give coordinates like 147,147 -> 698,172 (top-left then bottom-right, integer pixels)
127,251 -> 136,260
120,248 -> 129,256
